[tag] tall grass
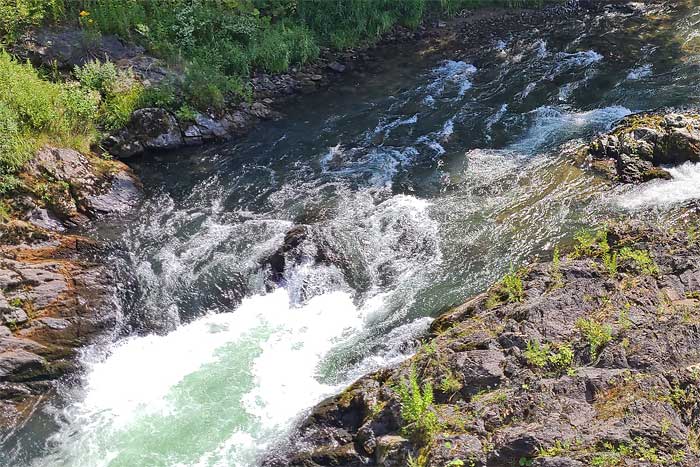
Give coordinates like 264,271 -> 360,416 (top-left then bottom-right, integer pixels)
0,52 -> 99,174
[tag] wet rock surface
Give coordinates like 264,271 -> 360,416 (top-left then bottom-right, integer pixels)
587,112 -> 700,183
21,146 -> 141,227
0,147 -> 140,429
267,222 -> 700,466
0,227 -> 117,429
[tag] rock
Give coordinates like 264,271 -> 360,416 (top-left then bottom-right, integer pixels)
374,435 -> 411,466
0,228 -> 118,427
194,113 -> 230,138
106,108 -> 183,158
587,112 -> 700,183
11,28 -> 144,70
24,147 -> 141,225
328,61 -> 347,73
26,208 -> 65,232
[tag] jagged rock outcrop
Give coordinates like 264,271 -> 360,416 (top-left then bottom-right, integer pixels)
20,146 -> 141,228
587,112 -> 700,183
0,147 -> 141,429
267,222 -> 700,466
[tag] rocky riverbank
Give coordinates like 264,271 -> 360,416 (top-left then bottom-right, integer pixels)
0,149 -> 139,429
267,220 -> 700,467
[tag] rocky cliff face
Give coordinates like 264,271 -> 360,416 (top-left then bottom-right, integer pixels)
266,221 -> 700,467
0,148 -> 140,429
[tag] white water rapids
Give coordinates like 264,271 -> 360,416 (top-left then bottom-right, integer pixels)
38,288 -> 430,467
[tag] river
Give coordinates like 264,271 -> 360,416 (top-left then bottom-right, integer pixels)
5,2 -> 700,466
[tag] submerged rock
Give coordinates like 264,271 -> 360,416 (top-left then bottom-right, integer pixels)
587,111 -> 700,183
267,222 -> 700,466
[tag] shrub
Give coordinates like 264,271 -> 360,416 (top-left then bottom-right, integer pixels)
0,51 -> 98,173
74,59 -> 119,93
74,59 -> 142,130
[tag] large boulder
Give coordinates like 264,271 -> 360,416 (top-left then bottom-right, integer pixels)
23,147 -> 141,227
587,112 -> 700,183
105,108 -> 183,158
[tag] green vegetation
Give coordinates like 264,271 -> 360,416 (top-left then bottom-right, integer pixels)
572,229 -> 609,258
524,340 -> 574,374
548,245 -> 564,290
73,59 -> 146,130
590,439 -> 663,466
396,366 -> 439,443
576,318 -> 613,360
537,439 -> 572,458
486,266 -> 524,308
0,51 -> 99,178
0,0 -> 64,42
619,247 -> 659,276
439,369 -> 462,395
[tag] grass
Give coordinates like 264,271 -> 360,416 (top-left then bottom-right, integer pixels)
0,51 -> 99,177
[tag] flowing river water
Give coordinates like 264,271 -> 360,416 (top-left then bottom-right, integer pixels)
5,2 -> 700,466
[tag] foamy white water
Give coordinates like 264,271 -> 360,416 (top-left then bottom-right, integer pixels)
37,289 -> 425,467
617,162 -> 700,209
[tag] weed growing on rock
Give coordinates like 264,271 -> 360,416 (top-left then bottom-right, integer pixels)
572,229 -> 607,258
576,318 -> 613,360
396,366 -> 439,444
549,246 -> 564,290
524,340 -> 574,374
537,439 -> 572,457
619,247 -> 659,276
439,370 -> 462,396
486,266 -> 524,308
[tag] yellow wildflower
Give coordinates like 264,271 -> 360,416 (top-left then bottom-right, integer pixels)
79,10 -> 90,17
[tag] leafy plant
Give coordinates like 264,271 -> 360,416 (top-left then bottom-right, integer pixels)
487,265 -> 524,308
576,318 -> 612,360
524,340 -> 573,373
619,247 -> 659,276
396,366 -> 439,443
